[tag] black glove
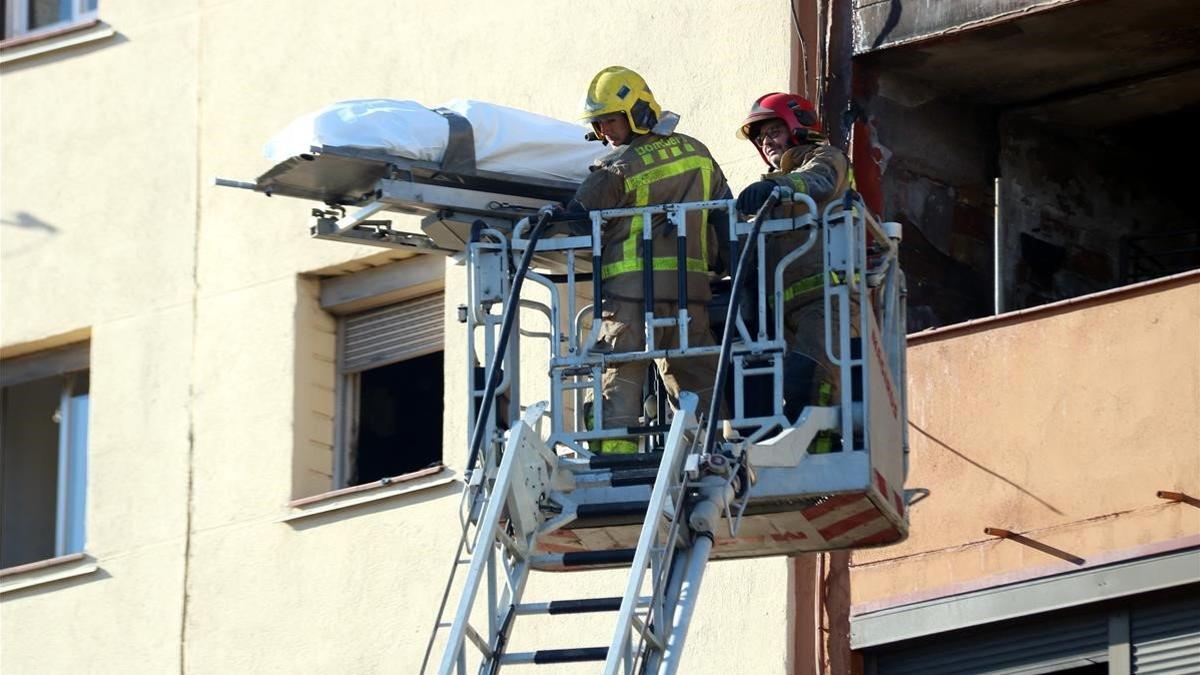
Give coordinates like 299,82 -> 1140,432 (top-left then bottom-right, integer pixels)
537,203 -> 564,219
540,201 -> 591,236
736,180 -> 780,216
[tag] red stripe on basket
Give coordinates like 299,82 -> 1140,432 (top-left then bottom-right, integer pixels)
819,505 -> 883,540
874,469 -> 888,496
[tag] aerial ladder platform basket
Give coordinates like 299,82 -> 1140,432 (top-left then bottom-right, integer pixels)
220,108 -> 910,672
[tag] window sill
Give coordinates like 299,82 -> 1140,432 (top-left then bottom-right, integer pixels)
0,553 -> 98,594
281,465 -> 456,523
0,20 -> 115,66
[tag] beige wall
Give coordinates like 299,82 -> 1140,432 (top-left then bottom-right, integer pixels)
2,1 -> 800,672
2,2 -> 199,671
851,274 -> 1200,612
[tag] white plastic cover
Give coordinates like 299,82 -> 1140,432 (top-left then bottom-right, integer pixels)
263,98 -> 609,183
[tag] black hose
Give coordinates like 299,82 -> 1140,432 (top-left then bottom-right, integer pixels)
702,190 -> 782,454
465,212 -> 552,474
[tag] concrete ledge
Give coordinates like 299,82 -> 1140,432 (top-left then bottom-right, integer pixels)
908,268 -> 1200,346
850,546 -> 1200,649
0,553 -> 99,594
0,21 -> 115,66
282,465 -> 457,523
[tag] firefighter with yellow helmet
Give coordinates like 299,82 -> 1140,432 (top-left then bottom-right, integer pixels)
565,66 -> 730,453
735,93 -> 857,449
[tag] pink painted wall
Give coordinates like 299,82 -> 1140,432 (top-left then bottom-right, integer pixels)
850,272 -> 1200,613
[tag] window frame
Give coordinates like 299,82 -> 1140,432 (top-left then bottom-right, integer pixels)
52,371 -> 88,556
3,0 -> 98,42
333,292 -> 445,488
312,254 -> 446,492
0,342 -> 90,569
333,357 -> 360,489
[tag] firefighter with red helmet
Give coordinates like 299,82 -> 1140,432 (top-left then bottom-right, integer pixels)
736,93 -> 857,448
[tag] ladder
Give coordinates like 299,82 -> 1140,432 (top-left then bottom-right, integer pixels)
420,195 -> 780,674
422,392 -> 747,673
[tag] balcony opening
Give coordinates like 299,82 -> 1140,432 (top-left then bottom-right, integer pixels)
855,0 -> 1200,328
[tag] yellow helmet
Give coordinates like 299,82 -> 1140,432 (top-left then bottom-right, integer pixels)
580,66 -> 662,136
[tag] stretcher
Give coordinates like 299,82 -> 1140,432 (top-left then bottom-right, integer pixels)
222,99 -> 606,260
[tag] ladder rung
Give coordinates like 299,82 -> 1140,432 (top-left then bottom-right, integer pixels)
588,451 -> 664,471
625,423 -> 672,435
549,597 -> 626,614
532,549 -> 639,568
516,597 -> 623,615
496,527 -> 521,556
464,623 -> 492,658
516,595 -> 651,616
608,468 -> 660,487
536,647 -> 609,664
562,548 -> 636,567
577,500 -> 650,519
501,647 -> 608,665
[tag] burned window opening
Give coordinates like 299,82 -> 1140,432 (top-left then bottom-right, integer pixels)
854,5 -> 1200,329
350,352 -> 443,486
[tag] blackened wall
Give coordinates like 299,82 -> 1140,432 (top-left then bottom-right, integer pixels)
868,73 -> 996,329
998,109 -> 1196,308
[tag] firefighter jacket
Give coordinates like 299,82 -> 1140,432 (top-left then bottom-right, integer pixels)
764,141 -> 852,308
570,132 -> 729,302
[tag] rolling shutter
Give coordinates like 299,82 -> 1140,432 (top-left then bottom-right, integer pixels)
869,608 -> 1108,674
340,292 -> 444,373
1132,591 -> 1200,674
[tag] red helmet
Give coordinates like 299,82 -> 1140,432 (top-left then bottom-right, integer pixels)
737,93 -> 821,165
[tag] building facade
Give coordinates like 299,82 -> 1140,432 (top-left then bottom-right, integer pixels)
3,1 -> 1198,674
0,2 -> 803,673
792,1 -> 1200,672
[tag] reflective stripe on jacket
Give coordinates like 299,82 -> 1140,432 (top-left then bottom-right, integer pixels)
572,132 -> 728,302
765,142 -> 851,307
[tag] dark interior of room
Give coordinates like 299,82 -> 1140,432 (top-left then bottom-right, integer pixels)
353,351 -> 444,485
855,0 -> 1200,329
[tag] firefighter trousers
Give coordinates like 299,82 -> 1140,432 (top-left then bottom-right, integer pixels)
781,295 -> 860,444
595,299 -> 722,449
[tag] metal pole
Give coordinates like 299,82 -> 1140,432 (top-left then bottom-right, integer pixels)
658,531 -> 715,674
704,192 -> 781,454
213,177 -> 256,190
603,393 -> 699,674
644,209 -> 656,351
676,207 -> 689,350
54,374 -> 75,556
438,425 -> 527,674
465,214 -> 549,474
994,177 -> 1003,315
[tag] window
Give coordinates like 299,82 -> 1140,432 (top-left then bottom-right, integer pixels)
2,0 -> 97,41
0,342 -> 89,569
296,255 -> 447,498
336,293 -> 444,487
